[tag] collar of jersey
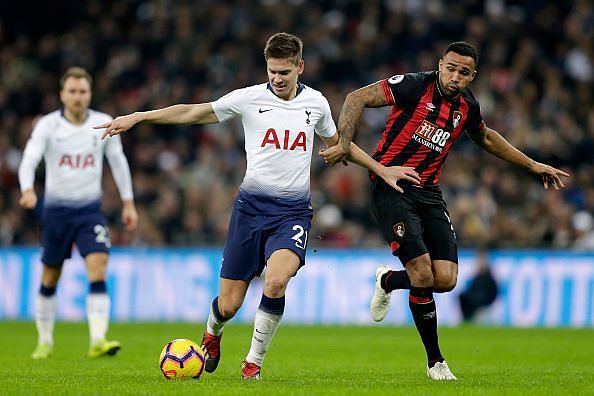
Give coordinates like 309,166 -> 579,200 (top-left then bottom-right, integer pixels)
60,107 -> 90,125
266,81 -> 305,100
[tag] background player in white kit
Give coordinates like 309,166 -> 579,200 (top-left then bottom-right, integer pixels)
96,33 -> 420,379
18,67 -> 138,359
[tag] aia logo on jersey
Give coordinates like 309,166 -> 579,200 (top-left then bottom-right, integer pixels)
58,154 -> 95,169
261,128 -> 307,151
452,111 -> 462,128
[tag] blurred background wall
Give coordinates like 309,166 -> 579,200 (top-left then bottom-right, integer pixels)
2,248 -> 593,326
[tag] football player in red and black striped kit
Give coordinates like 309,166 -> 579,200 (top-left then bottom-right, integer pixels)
320,41 -> 569,380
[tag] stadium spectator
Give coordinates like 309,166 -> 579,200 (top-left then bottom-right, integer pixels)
17,67 -> 137,359
458,248 -> 498,321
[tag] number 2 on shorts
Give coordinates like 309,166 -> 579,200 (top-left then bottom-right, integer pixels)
291,225 -> 308,250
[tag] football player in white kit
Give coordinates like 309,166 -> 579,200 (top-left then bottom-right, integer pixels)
96,33 -> 420,379
18,67 -> 138,359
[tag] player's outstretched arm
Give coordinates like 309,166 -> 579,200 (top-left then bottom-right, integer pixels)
468,125 -> 570,190
95,103 -> 219,139
329,82 -> 391,166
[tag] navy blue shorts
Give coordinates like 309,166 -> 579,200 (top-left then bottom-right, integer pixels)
221,207 -> 312,281
41,202 -> 111,266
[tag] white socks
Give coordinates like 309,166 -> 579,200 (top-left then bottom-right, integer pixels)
35,294 -> 57,345
206,300 -> 227,336
245,309 -> 282,366
86,293 -> 110,345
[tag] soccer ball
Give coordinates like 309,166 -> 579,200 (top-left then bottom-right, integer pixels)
159,338 -> 206,380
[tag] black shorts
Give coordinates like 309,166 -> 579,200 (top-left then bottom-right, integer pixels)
370,179 -> 458,265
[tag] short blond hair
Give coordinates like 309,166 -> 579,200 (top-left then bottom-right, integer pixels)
60,67 -> 93,88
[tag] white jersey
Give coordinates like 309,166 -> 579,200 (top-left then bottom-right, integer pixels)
211,82 -> 336,214
18,109 -> 134,208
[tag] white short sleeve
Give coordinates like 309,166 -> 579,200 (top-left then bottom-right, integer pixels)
211,88 -> 253,122
314,96 -> 337,138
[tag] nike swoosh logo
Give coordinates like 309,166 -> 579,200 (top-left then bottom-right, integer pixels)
259,108 -> 273,113
255,329 -> 268,335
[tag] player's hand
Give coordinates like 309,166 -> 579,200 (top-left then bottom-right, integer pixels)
19,189 -> 38,209
531,162 -> 570,190
319,145 -> 349,166
95,113 -> 140,139
378,166 -> 421,193
121,200 -> 139,231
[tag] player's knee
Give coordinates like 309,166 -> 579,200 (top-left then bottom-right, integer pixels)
433,262 -> 458,292
434,276 -> 457,292
85,254 -> 107,273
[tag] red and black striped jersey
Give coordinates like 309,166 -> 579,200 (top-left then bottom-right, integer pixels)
371,71 -> 485,186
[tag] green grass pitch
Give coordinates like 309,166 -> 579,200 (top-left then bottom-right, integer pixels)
0,322 -> 592,395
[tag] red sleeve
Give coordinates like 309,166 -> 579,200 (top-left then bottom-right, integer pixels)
380,79 -> 395,106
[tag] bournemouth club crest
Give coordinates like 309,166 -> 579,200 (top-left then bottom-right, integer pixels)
393,222 -> 405,238
453,111 -> 462,128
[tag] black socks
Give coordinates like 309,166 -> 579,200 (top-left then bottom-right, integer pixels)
409,286 -> 443,367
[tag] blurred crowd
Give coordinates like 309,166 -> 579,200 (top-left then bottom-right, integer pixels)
0,0 -> 592,250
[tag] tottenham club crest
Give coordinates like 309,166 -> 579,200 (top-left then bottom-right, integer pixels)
393,222 -> 405,238
453,111 -> 462,128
